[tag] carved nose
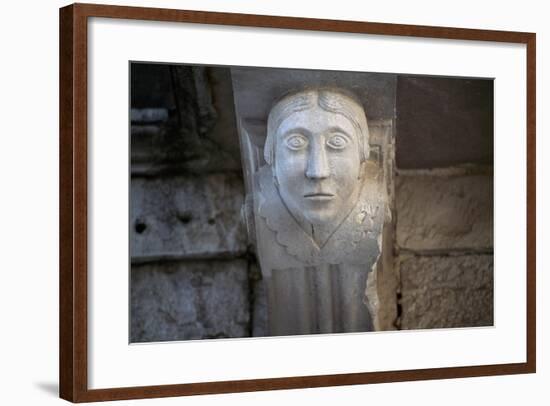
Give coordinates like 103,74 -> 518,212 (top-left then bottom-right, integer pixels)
305,147 -> 330,179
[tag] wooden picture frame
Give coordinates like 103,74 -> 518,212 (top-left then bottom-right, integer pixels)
59,3 -> 536,402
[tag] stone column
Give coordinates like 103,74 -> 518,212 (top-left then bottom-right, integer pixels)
233,71 -> 393,336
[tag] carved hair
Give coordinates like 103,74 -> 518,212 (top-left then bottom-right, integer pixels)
264,88 -> 370,165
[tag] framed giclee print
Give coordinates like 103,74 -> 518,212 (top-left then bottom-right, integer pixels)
59,3 -> 536,403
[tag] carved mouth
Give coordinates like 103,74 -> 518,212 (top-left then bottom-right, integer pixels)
303,192 -> 335,201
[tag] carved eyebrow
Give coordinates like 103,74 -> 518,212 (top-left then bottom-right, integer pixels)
281,127 -> 312,138
327,126 -> 353,138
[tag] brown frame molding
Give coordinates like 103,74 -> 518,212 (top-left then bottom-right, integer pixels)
59,3 -> 536,402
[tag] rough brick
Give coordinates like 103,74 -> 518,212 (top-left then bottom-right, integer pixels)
396,174 -> 493,251
131,174 -> 247,261
399,255 -> 493,329
130,260 -> 250,342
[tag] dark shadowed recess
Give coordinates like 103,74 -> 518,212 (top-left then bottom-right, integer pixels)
396,76 -> 494,169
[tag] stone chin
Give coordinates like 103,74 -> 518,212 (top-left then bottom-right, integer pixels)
299,199 -> 343,225
301,208 -> 336,225
277,185 -> 342,226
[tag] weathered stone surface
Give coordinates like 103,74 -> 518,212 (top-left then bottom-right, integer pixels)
396,76 -> 493,169
131,108 -> 169,123
130,66 -> 243,175
368,222 -> 399,331
204,67 -> 243,170
130,174 -> 247,262
396,174 -> 493,251
250,263 -> 268,337
130,260 -> 250,342
399,255 -> 493,329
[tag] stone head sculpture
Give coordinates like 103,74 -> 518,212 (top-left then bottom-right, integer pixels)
264,88 -> 370,229
236,80 -> 388,334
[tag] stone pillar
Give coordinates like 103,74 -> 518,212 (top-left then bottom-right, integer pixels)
232,71 -> 393,336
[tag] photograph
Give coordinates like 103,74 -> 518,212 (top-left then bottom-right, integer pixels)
129,63 -> 494,342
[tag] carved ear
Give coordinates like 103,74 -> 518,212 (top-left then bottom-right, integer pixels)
264,131 -> 274,165
361,126 -> 370,162
264,113 -> 279,166
358,161 -> 365,179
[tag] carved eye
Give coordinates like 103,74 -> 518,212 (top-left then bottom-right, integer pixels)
285,134 -> 308,150
326,134 -> 350,150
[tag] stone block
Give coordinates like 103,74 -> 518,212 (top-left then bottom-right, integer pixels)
130,260 -> 250,342
396,174 -> 493,251
396,76 -> 493,169
131,174 -> 247,262
399,255 -> 493,329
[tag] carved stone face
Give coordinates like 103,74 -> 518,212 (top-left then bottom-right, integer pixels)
272,99 -> 364,226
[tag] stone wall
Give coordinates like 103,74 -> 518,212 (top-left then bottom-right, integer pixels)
393,76 -> 494,329
395,170 -> 494,329
129,64 -> 267,342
